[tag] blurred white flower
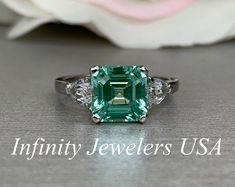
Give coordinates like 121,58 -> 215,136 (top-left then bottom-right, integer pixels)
1,0 -> 235,49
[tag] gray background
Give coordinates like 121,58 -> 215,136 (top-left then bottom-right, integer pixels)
0,24 -> 234,187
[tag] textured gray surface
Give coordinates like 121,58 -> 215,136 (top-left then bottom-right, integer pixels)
0,25 -> 234,187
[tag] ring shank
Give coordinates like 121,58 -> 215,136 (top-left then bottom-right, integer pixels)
55,75 -> 179,95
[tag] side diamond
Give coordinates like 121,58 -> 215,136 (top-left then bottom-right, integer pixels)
66,77 -> 91,107
148,78 -> 171,106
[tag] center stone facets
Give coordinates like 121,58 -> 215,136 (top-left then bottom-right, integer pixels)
91,65 -> 149,123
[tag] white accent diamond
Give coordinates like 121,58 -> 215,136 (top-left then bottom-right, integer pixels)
66,77 -> 91,107
149,78 -> 171,106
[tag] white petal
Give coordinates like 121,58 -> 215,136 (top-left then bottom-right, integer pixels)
30,0 -> 92,23
30,0 -> 235,49
4,0 -> 235,49
1,0 -> 48,17
7,17 -> 54,39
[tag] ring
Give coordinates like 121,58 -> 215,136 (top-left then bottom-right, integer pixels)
55,65 -> 179,124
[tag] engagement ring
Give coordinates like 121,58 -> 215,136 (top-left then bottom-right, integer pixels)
55,65 -> 179,124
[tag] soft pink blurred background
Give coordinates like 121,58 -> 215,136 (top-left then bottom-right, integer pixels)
0,0 -> 235,49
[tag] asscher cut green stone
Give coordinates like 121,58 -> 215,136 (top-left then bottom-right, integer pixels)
91,65 -> 149,123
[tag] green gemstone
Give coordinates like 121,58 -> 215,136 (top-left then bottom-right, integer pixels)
91,65 -> 149,123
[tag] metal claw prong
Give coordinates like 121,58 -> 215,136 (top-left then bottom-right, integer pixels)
90,66 -> 99,74
65,83 -> 72,95
139,114 -> 148,124
92,115 -> 101,124
139,66 -> 148,74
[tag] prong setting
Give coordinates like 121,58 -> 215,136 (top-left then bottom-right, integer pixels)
139,114 -> 148,124
65,83 -> 72,95
90,66 -> 99,74
139,66 -> 148,74
92,115 -> 101,124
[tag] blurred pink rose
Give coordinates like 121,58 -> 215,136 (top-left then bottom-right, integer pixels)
1,0 -> 235,49
84,0 -> 195,21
